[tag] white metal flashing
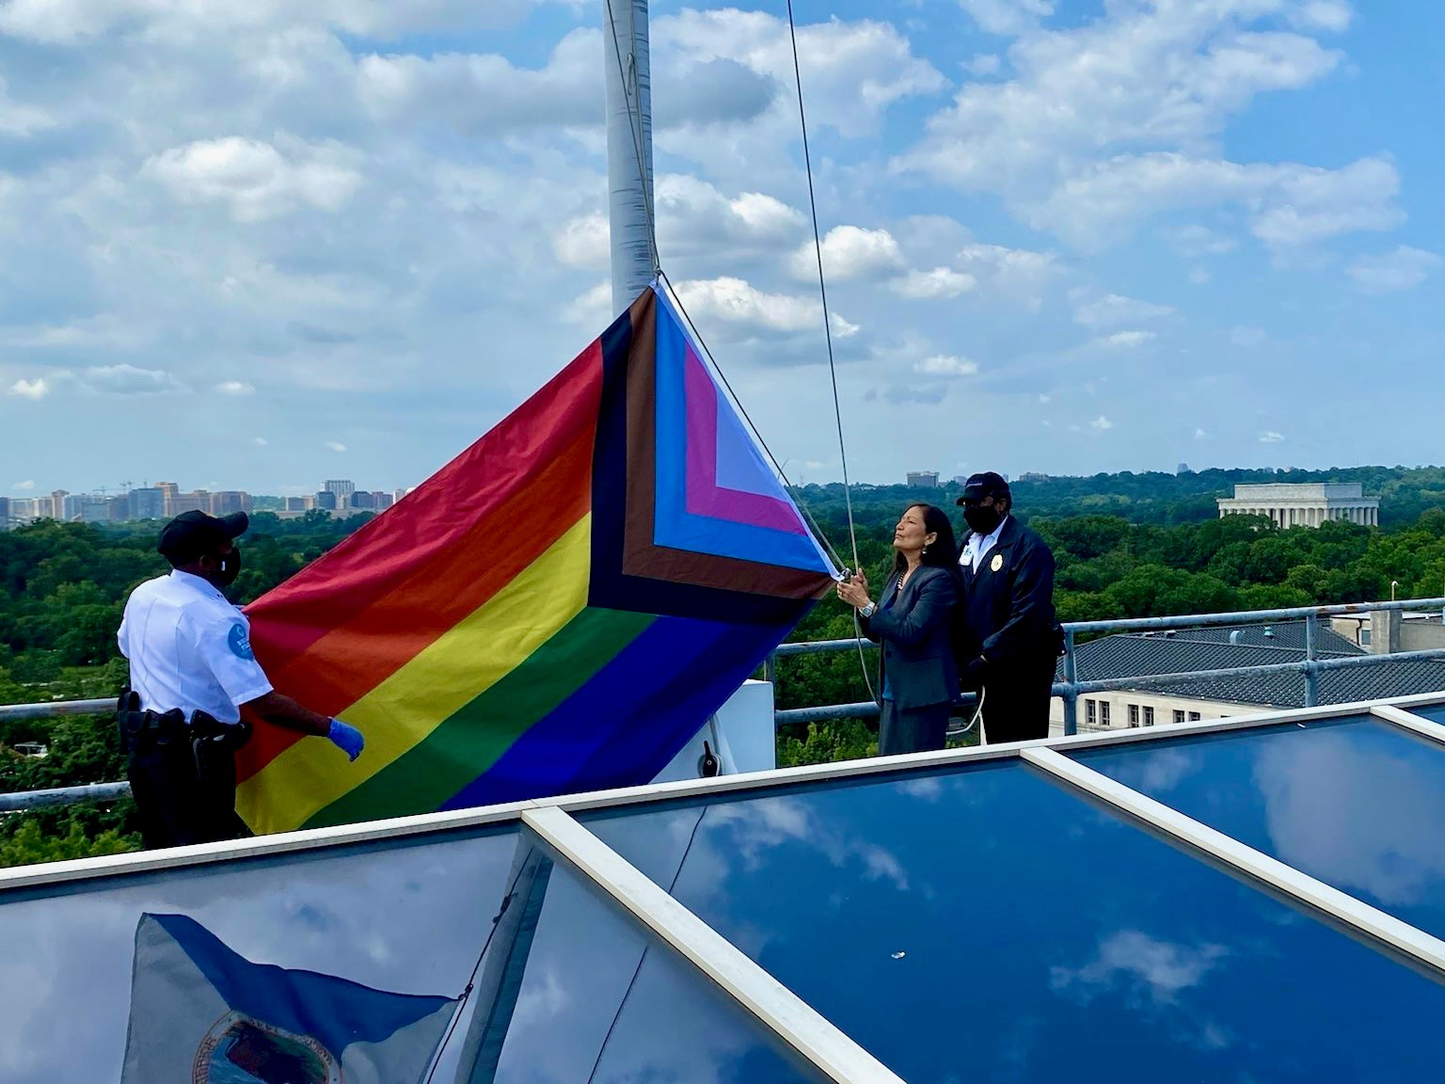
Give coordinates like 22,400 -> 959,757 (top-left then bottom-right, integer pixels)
522,805 -> 904,1084
1022,745 -> 1445,975
1371,703 -> 1445,748
0,799 -> 536,892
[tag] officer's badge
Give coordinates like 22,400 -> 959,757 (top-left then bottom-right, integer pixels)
227,623 -> 255,660
990,553 -> 1004,573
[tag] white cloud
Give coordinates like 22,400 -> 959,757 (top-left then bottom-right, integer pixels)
914,354 -> 979,376
1291,1 -> 1353,33
1230,327 -> 1268,348
0,76 -> 52,137
253,437 -> 269,447
1090,415 -> 1114,430
12,480 -> 36,491
1098,330 -> 1156,348
325,440 -> 348,452
8,378 -> 49,400
1164,224 -> 1238,258
565,281 -> 613,327
1033,153 -> 1401,251
657,10 -> 948,140
673,276 -> 842,336
0,0 -> 530,44
76,365 -> 186,394
655,176 -> 805,258
1260,430 -> 1286,443
958,0 -> 1054,36
552,213 -> 610,272
144,136 -> 364,222
966,54 -> 1002,76
1346,246 -> 1441,295
217,381 -> 255,396
901,2 -> 1388,250
1189,268 -> 1211,285
1194,427 -> 1209,440
890,267 -> 977,299
790,226 -> 904,282
355,30 -> 601,135
955,243 -> 1057,291
1073,293 -> 1174,328
1052,930 -> 1228,1008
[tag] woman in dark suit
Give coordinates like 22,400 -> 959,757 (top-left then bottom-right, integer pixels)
837,503 -> 961,756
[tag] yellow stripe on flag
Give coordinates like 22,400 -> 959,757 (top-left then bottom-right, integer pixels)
237,515 -> 593,834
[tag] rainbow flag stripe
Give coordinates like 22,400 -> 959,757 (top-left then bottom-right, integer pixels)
234,285 -> 837,834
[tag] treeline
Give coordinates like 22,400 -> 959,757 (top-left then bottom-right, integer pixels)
793,464 -> 1445,529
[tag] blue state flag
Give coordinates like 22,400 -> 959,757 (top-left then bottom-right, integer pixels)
121,913 -> 459,1084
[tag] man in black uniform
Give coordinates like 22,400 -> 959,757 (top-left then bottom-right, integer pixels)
951,472 -> 1061,743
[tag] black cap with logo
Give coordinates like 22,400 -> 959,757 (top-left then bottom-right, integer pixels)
157,510 -> 249,564
956,471 -> 1011,506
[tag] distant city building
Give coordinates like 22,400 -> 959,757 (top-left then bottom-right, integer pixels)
906,471 -> 940,488
1217,483 -> 1379,528
350,491 -> 375,510
393,488 -> 411,505
78,496 -> 113,524
209,491 -> 251,516
0,497 -> 10,530
156,482 -> 181,516
129,487 -> 165,520
1018,472 -> 1049,482
1177,463 -> 1191,475
325,479 -> 356,505
314,490 -> 338,511
284,496 -> 311,512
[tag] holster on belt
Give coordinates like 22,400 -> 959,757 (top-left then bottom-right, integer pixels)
189,710 -> 252,752
116,690 -> 186,754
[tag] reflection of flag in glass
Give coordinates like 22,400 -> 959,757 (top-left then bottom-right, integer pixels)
120,913 -> 458,1084
235,284 -> 837,834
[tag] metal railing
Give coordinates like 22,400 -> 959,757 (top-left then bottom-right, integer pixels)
4,597 -> 1445,813
769,596 -> 1445,734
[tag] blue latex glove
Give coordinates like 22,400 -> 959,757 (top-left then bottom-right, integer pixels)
327,718 -> 364,761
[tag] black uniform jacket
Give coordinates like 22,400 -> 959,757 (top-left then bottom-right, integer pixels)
951,516 -> 1061,676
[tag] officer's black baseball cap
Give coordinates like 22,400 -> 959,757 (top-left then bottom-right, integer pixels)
158,510 -> 249,564
957,472 -> 1010,505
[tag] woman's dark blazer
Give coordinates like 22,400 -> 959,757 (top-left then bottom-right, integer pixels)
860,564 -> 960,711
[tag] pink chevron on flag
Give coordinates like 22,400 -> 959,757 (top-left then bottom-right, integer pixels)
682,344 -> 806,533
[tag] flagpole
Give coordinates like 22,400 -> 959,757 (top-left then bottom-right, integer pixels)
605,0 -> 657,314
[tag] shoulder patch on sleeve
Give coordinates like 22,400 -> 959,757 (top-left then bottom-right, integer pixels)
227,622 -> 255,661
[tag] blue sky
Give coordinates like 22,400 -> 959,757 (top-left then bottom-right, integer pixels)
0,0 -> 1440,496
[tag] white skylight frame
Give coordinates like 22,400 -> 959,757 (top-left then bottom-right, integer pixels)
5,690 -> 1445,1082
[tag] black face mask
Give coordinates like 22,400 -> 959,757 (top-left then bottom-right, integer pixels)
963,506 -> 1002,537
213,545 -> 242,587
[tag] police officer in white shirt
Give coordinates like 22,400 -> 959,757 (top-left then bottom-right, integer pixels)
118,510 -> 364,848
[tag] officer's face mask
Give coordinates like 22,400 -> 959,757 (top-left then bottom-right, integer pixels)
962,499 -> 1002,537
211,544 -> 242,587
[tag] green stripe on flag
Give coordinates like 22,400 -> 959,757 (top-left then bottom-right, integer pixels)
303,607 -> 655,828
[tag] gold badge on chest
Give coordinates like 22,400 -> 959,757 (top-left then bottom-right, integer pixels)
989,553 -> 1004,573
